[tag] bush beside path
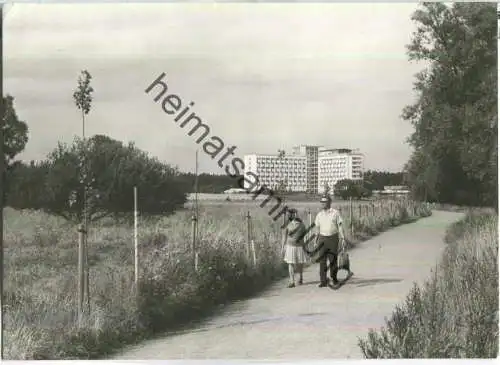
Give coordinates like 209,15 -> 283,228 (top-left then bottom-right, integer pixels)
359,211 -> 498,358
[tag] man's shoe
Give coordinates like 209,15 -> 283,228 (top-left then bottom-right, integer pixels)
298,278 -> 303,285
346,271 -> 354,281
330,280 -> 341,289
287,282 -> 295,288
318,282 -> 328,288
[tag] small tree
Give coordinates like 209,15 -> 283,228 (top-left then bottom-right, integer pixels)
277,179 -> 288,194
72,70 -> 94,225
323,181 -> 331,196
72,70 -> 95,316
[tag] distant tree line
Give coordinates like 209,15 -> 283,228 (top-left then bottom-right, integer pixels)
5,151 -> 406,210
179,170 -> 403,198
5,134 -> 190,222
363,170 -> 404,191
177,173 -> 242,194
328,172 -> 404,201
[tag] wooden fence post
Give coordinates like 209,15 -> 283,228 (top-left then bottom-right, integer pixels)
246,211 -> 251,261
349,198 -> 354,236
191,214 -> 197,271
251,240 -> 257,267
77,224 -> 85,325
84,230 -> 89,315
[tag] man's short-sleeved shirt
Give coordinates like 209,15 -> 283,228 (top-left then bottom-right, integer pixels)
314,208 -> 343,236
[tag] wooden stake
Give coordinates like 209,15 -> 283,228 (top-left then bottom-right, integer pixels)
77,224 -> 85,325
251,240 -> 257,267
191,214 -> 197,271
246,211 -> 251,260
349,197 -> 354,237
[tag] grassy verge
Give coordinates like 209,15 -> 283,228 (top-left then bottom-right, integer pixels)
4,199 -> 431,359
430,202 -> 497,215
358,211 -> 499,358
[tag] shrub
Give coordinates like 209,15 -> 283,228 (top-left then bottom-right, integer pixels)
358,212 -> 499,358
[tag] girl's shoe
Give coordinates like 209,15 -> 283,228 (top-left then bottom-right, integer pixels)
287,282 -> 295,288
298,278 -> 303,285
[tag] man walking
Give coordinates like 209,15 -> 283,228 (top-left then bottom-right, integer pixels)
313,194 -> 353,289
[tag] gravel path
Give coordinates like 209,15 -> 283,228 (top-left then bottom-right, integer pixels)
112,211 -> 462,360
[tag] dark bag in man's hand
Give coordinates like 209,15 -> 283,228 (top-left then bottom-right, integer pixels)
338,244 -> 350,271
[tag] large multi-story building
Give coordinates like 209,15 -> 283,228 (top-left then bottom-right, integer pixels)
317,148 -> 364,193
292,145 -> 320,193
243,146 -> 364,194
243,154 -> 307,192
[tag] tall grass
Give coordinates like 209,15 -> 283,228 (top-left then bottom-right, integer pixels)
358,211 -> 499,358
4,198 -> 431,359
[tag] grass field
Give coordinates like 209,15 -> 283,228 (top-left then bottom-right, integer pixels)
358,210 -> 499,358
4,198 -> 431,359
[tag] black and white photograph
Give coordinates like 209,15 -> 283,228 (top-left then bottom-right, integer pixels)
1,1 -> 498,360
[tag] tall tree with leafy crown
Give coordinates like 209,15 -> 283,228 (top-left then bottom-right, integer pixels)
402,2 -> 497,208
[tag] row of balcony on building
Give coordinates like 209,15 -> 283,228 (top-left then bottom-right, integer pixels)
243,145 -> 365,194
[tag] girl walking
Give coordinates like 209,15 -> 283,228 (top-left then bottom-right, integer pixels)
281,208 -> 309,288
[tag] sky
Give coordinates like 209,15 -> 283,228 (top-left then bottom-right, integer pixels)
4,2 -> 425,174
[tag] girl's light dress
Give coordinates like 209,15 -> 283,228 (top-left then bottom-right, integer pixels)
283,219 -> 309,264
